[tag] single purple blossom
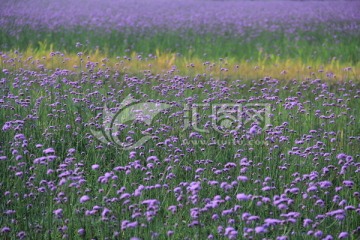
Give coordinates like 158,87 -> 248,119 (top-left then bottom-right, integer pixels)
236,193 -> 250,201
338,232 -> 349,239
79,195 -> 90,203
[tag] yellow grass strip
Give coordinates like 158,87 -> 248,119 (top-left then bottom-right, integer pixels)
1,49 -> 358,82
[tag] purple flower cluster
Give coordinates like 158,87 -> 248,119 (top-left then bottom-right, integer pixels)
0,51 -> 359,239
1,0 -> 359,36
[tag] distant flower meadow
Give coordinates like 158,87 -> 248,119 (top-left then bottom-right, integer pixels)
0,0 -> 360,239
1,0 -> 360,35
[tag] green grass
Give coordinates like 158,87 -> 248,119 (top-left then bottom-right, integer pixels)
1,23 -> 359,64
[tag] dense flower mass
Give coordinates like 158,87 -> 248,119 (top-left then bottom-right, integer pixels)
1,0 -> 359,35
0,57 -> 359,238
0,0 -> 359,239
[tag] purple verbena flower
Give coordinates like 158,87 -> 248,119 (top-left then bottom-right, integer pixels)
79,195 -> 90,203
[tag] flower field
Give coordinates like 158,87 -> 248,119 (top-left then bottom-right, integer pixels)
0,0 -> 359,239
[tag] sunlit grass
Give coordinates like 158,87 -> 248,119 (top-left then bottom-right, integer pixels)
2,48 -> 358,82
